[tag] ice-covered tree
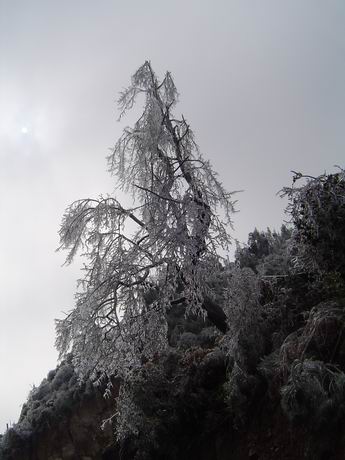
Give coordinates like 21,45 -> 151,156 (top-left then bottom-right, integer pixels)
56,61 -> 235,382
281,168 -> 345,276
235,225 -> 292,276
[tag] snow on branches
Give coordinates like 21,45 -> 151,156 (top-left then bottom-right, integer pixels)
56,61 -> 235,383
281,167 -> 345,275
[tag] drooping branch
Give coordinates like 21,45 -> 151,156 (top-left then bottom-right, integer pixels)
57,61 -> 235,384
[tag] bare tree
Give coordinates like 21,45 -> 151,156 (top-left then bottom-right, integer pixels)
56,61 -> 235,381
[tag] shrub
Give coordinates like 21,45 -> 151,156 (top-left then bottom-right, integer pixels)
282,169 -> 345,277
281,359 -> 345,428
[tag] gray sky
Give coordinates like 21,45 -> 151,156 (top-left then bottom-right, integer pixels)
1,0 -> 345,432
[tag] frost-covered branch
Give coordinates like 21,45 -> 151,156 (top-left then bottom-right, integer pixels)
56,61 -> 235,386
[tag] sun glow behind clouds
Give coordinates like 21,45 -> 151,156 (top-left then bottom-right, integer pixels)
0,86 -> 62,155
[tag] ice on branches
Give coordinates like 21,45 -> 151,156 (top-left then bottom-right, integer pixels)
56,61 -> 235,385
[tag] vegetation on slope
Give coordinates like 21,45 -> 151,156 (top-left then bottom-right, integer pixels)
2,60 -> 345,460
2,168 -> 345,460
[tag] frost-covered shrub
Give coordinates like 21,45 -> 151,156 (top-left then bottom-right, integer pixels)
4,358 -> 92,449
258,296 -> 345,446
47,368 -> 57,381
282,169 -> 345,276
236,226 -> 292,276
223,361 -> 261,428
115,362 -> 171,459
299,303 -> 345,361
167,300 -> 221,349
199,326 -> 222,348
178,332 -> 200,349
50,364 -> 75,390
260,301 -> 345,385
115,347 -> 227,460
29,380 -> 51,401
281,360 -> 345,427
221,266 -> 264,370
214,266 -> 268,427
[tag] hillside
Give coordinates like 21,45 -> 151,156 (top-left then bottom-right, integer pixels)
1,169 -> 345,459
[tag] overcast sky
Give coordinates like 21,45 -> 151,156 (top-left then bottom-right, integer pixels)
1,0 -> 345,432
